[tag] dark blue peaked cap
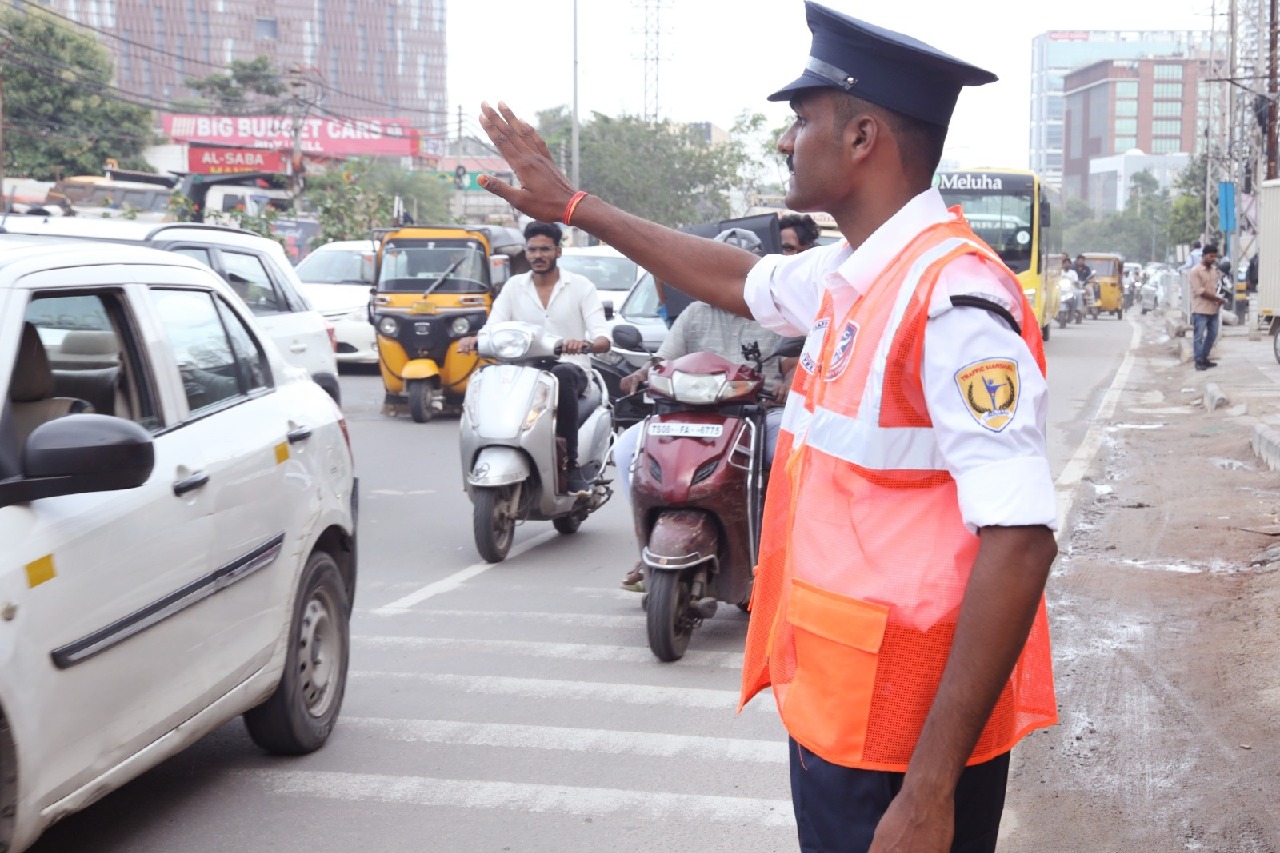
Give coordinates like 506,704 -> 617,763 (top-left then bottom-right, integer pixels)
768,1 -> 997,128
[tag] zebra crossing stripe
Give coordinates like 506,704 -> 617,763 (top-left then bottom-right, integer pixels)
341,717 -> 788,763
237,769 -> 797,827
351,671 -> 779,713
357,635 -> 744,669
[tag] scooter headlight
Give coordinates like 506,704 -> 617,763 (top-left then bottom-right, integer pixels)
484,327 -> 533,359
523,376 -> 554,431
670,371 -> 727,405
450,316 -> 472,336
377,316 -> 399,337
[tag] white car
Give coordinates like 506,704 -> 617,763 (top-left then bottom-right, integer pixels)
294,240 -> 379,365
0,217 -> 342,403
558,245 -> 640,320
0,240 -> 357,853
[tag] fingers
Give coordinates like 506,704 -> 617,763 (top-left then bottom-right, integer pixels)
478,173 -> 517,203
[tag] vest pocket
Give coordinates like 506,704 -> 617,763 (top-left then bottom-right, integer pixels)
784,578 -> 889,764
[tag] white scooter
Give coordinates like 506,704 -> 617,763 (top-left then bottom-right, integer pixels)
459,321 -> 614,562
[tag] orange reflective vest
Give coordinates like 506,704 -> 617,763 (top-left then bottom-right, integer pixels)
739,215 -> 1057,772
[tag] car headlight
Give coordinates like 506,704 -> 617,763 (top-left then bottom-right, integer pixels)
377,316 -> 398,336
450,316 -> 471,336
347,307 -> 370,323
486,327 -> 533,359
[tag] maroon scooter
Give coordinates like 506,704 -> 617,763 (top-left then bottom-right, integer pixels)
628,341 -> 784,662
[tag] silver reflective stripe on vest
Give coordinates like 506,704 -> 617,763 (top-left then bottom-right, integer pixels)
780,390 -> 810,436
802,237 -> 983,471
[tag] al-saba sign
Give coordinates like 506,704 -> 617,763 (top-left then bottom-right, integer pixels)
188,147 -> 286,175
163,114 -> 422,158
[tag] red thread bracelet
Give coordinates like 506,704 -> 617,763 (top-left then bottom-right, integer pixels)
563,191 -> 589,226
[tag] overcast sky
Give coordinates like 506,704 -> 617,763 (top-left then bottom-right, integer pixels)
446,0 -> 1211,169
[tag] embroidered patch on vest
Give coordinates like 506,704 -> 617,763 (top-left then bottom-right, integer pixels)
823,320 -> 860,381
799,317 -> 830,375
954,358 -> 1020,432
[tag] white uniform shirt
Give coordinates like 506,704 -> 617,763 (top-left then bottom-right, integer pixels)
488,268 -> 609,369
743,187 -> 1056,532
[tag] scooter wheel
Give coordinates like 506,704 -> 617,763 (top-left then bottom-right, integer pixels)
473,486 -> 516,563
553,512 -> 583,535
646,570 -> 693,662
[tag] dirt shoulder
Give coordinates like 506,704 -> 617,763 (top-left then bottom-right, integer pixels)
1001,315 -> 1280,852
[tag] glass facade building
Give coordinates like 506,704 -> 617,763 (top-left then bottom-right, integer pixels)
1030,30 -> 1216,188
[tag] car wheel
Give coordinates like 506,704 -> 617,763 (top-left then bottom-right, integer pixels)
244,550 -> 350,755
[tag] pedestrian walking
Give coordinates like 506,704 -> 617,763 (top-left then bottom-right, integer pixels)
475,3 -> 1058,850
1189,243 -> 1225,371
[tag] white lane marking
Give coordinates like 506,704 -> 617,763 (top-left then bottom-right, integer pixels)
1054,319 -> 1142,533
352,671 -> 778,713
239,769 -> 797,828
342,717 -> 789,763
357,635 -> 743,669
374,530 -> 558,614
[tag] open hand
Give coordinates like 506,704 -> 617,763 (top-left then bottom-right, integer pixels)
478,102 -> 577,224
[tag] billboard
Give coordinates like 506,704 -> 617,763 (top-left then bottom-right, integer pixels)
188,147 -> 286,175
163,114 -> 420,158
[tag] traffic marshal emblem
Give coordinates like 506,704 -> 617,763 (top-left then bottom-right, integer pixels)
954,357 -> 1019,432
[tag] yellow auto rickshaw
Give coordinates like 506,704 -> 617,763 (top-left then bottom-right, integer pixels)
1083,252 -> 1125,320
370,225 -> 517,421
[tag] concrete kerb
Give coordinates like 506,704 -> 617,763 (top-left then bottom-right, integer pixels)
1252,422 -> 1280,472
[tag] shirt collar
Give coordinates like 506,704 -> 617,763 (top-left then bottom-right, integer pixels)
828,187 -> 953,297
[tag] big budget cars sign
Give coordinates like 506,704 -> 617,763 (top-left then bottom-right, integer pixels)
163,114 -> 419,157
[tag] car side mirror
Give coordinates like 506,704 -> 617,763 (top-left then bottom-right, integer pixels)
612,324 -> 644,351
603,299 -> 615,321
1040,200 -> 1051,229
0,414 -> 154,508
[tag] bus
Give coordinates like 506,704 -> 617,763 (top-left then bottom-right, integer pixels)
934,169 -> 1059,341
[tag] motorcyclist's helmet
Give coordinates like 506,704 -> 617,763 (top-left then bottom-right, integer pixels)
713,227 -> 764,256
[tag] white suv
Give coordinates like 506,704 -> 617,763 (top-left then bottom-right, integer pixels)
0,240 -> 357,853
0,217 -> 342,403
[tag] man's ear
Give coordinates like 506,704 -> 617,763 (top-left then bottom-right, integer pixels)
847,113 -> 880,165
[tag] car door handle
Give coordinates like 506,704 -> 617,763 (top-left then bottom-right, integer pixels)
172,472 -> 210,496
290,343 -> 307,353
287,426 -> 312,444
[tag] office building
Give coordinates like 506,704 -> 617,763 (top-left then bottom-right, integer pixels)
1061,56 -> 1206,207
1030,30 -> 1215,187
32,0 -> 448,137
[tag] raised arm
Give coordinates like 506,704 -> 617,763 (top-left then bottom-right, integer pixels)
477,102 -> 758,318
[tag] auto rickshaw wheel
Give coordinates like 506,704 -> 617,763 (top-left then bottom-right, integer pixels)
407,379 -> 437,423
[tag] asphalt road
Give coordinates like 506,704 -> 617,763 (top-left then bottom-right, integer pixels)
31,314 -> 1137,853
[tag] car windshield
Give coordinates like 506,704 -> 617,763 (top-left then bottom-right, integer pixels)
378,239 -> 488,293
558,254 -> 638,291
1088,258 -> 1120,277
621,273 -> 661,318
296,248 -> 372,284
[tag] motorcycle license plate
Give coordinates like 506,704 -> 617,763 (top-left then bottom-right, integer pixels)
648,422 -> 723,438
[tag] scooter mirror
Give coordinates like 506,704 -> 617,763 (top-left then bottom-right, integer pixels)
612,324 -> 644,351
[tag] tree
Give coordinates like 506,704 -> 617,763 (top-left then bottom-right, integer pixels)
0,6 -> 154,180
536,108 -> 761,225
302,159 -> 452,249
183,56 -> 286,114
1167,153 -> 1209,247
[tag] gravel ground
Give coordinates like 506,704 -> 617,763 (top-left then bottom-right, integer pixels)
1000,314 -> 1280,852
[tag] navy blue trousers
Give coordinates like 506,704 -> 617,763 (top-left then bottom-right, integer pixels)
790,739 -> 1010,853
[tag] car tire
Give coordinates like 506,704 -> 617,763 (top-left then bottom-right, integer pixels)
244,550 -> 350,755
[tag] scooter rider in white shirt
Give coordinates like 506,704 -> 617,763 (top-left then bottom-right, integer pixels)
459,221 -> 611,492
